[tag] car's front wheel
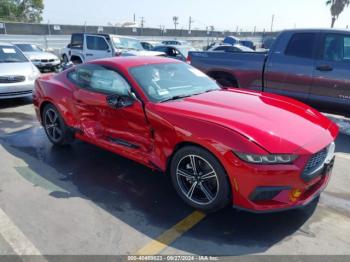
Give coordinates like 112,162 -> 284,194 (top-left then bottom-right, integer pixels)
42,104 -> 74,146
170,146 -> 231,212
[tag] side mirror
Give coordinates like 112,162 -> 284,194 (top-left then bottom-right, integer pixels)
106,94 -> 135,109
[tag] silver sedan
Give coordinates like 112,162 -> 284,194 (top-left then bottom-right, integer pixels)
0,42 -> 41,99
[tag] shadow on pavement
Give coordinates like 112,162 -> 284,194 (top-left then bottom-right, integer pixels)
0,97 -> 32,109
0,125 -> 320,255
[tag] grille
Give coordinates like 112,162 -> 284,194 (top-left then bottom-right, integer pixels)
0,75 -> 26,83
303,147 -> 328,176
40,59 -> 55,63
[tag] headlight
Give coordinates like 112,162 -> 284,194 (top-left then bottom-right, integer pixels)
235,152 -> 298,164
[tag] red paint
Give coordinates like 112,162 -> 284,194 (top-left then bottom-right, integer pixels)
33,57 -> 339,212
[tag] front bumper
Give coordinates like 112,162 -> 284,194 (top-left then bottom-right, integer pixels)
0,81 -> 34,99
32,60 -> 61,69
224,150 -> 335,213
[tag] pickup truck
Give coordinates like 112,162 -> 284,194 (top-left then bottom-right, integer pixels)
61,33 -> 163,64
188,29 -> 350,115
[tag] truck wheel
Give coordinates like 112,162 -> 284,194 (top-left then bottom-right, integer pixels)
170,146 -> 231,212
216,77 -> 238,88
62,54 -> 69,64
71,57 -> 82,65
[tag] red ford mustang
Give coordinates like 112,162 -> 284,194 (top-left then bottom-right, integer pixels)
33,57 -> 338,213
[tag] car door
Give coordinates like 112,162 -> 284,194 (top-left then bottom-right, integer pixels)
264,32 -> 317,103
84,35 -> 112,62
311,33 -> 350,113
67,64 -> 153,164
69,33 -> 84,61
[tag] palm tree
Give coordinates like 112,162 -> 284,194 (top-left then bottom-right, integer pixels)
326,0 -> 350,28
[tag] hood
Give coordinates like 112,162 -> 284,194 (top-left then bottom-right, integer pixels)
154,89 -> 337,154
119,50 -> 165,57
0,62 -> 37,76
24,51 -> 59,60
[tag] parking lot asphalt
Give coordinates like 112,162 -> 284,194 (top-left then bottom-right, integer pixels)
0,97 -> 350,256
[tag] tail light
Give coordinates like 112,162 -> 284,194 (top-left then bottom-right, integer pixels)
186,55 -> 191,64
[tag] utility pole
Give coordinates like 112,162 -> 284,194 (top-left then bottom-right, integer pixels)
270,14 -> 275,32
47,20 -> 51,35
173,16 -> 179,30
133,13 -> 136,23
188,16 -> 194,33
140,17 -> 145,28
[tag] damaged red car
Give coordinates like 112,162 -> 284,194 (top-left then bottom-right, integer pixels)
33,57 -> 338,213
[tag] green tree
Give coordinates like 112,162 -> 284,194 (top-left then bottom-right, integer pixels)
326,0 -> 350,28
0,0 -> 44,23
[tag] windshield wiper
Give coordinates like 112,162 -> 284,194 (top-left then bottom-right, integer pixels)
160,94 -> 194,103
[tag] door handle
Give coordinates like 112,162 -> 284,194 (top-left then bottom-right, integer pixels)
86,53 -> 93,56
316,65 -> 333,72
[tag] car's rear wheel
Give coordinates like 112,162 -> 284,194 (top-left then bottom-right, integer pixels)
43,104 -> 74,146
170,146 -> 231,212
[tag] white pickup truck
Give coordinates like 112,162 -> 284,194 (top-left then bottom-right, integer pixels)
61,33 -> 164,64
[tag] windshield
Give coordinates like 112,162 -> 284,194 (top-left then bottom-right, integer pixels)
112,37 -> 144,51
16,44 -> 42,52
0,45 -> 29,63
130,62 -> 220,103
176,46 -> 195,57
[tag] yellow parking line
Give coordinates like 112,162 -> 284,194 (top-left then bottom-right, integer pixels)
136,211 -> 206,255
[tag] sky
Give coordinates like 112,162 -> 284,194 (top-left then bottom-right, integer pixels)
42,0 -> 350,31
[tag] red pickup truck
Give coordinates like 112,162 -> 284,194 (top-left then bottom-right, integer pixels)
188,29 -> 350,115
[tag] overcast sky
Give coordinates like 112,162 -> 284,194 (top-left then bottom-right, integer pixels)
43,0 -> 350,31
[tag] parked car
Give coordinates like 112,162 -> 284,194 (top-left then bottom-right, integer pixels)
63,33 -> 164,64
188,29 -> 350,116
223,36 -> 241,45
15,43 -> 61,72
0,42 -> 41,99
239,40 -> 256,50
161,40 -> 190,46
141,41 -> 154,51
33,56 -> 337,213
208,44 -> 254,52
152,45 -> 196,61
261,36 -> 276,50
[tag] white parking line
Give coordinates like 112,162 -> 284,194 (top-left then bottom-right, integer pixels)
0,208 -> 44,256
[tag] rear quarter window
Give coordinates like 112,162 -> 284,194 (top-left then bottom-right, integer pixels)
285,33 -> 316,59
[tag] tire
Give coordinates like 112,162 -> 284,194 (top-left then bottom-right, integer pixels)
71,57 -> 82,65
216,76 -> 237,88
170,146 -> 231,212
42,104 -> 74,146
62,54 -> 69,64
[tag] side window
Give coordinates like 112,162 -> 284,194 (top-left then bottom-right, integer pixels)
215,46 -> 228,51
285,33 -> 316,59
154,46 -> 167,52
345,37 -> 350,60
323,34 -> 350,62
86,36 -> 109,51
71,34 -> 83,49
67,64 -> 131,95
